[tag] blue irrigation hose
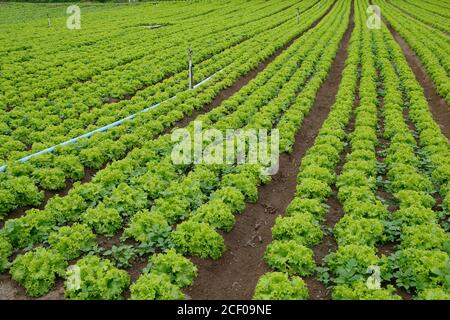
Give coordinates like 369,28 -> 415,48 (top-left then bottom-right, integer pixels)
0,70 -> 222,173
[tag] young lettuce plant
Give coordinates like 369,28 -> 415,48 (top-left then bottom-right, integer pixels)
170,221 -> 225,260
10,247 -> 67,297
332,281 -> 401,300
64,255 -> 130,300
253,272 -> 309,300
0,236 -> 13,272
122,210 -> 172,250
264,240 -> 315,276
81,204 -> 122,237
130,273 -> 184,300
190,199 -> 235,232
48,224 -> 97,260
144,249 -> 197,288
103,245 -> 137,269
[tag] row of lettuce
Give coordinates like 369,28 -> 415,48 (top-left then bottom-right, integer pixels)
0,0 -> 347,299
375,0 -> 449,106
254,0 -> 359,299
0,0 -> 334,219
373,14 -> 449,299
401,0 -> 450,19
0,0 -> 318,162
383,0 -> 449,34
1,0 -> 297,106
254,0 -> 449,300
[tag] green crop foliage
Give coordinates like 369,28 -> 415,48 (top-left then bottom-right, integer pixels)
332,281 -> 401,300
253,272 -> 309,300
145,249 -> 197,288
130,273 -> 184,300
10,248 -> 67,297
264,240 -> 315,276
48,224 -> 97,260
171,221 -> 225,260
64,255 -> 130,300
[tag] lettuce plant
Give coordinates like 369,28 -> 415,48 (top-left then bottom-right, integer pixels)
33,167 -> 66,191
54,155 -> 85,181
191,199 -> 235,232
221,173 -> 258,203
145,249 -> 197,288
64,255 -> 130,300
333,216 -> 384,247
81,204 -> 122,236
153,196 -> 191,225
296,178 -> 331,201
130,273 -> 184,300
3,208 -> 56,248
416,288 -> 450,300
391,248 -> 449,291
332,281 -> 401,300
343,199 -> 389,220
171,221 -> 225,259
400,224 -> 450,252
297,165 -> 335,185
394,190 -> 435,209
271,213 -> 323,246
10,247 -> 67,297
104,183 -> 148,217
48,224 -> 97,260
0,236 -> 13,272
391,206 -> 438,228
210,186 -> 246,214
253,272 -> 309,300
285,197 -> 327,219
325,245 -> 388,284
123,210 -> 171,248
264,240 -> 315,276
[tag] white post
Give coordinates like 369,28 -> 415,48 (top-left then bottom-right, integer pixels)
188,48 -> 193,90
47,13 -> 52,28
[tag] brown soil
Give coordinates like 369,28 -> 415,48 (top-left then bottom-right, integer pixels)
185,0 -> 354,300
382,17 -> 450,139
377,242 -> 397,257
105,94 -> 133,104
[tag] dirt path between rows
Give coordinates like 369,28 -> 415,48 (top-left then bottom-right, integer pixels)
185,0 -> 355,300
381,15 -> 450,139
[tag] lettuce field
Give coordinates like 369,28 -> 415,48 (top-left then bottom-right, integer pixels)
0,0 -> 449,301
